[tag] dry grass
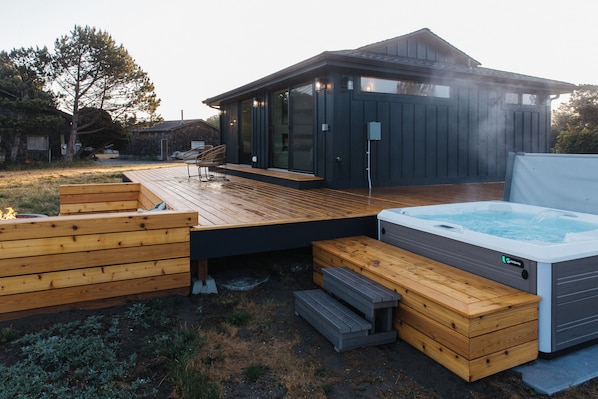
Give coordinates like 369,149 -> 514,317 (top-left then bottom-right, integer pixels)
192,293 -> 329,398
0,161 -> 179,216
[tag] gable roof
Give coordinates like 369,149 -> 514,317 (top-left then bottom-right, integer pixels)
358,27 -> 481,68
204,28 -> 576,107
133,119 -> 216,133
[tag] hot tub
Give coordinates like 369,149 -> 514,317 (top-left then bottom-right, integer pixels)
378,200 -> 598,354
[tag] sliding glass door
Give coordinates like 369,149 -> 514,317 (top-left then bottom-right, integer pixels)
270,89 -> 289,169
270,83 -> 314,172
239,99 -> 252,164
289,83 -> 314,172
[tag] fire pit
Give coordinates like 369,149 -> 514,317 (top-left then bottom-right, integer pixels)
0,208 -> 47,220
0,207 -> 16,220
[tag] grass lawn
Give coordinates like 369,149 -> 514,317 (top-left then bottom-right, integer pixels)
0,161 -> 177,216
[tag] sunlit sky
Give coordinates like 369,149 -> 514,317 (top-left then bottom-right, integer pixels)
1,0 -> 596,121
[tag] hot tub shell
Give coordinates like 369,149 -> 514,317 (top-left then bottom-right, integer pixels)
378,201 -> 598,354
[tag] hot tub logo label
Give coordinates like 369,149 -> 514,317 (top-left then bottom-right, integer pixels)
501,255 -> 524,268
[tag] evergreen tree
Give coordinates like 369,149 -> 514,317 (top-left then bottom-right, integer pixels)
0,47 -> 61,162
553,84 -> 598,153
51,25 -> 161,161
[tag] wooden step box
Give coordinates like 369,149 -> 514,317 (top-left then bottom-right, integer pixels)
312,236 -> 541,382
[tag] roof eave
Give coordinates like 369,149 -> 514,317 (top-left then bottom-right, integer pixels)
203,52 -> 332,107
204,51 -> 577,106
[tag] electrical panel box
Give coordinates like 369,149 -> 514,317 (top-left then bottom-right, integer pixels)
367,122 -> 381,141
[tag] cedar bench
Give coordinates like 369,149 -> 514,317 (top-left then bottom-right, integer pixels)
0,183 -> 198,321
59,182 -> 166,214
312,236 -> 541,382
295,266 -> 400,352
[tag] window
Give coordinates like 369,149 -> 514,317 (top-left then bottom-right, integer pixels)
505,93 -> 519,104
505,93 -> 540,105
360,76 -> 450,98
522,93 -> 537,105
27,136 -> 49,150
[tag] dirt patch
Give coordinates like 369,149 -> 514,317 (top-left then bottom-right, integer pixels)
1,248 -> 597,398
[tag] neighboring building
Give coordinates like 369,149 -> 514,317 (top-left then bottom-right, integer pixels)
204,28 -> 577,188
0,88 -> 69,163
127,119 -> 220,159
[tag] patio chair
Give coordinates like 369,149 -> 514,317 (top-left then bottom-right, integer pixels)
184,145 -> 213,177
180,145 -> 213,161
188,144 -> 227,180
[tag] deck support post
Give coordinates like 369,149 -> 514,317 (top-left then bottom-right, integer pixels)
193,259 -> 208,284
191,259 -> 218,294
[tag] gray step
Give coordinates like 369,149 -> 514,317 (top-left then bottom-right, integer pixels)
294,289 -> 371,352
294,289 -> 398,352
322,267 -> 401,332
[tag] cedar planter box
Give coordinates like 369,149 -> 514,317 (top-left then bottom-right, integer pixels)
0,183 -> 197,321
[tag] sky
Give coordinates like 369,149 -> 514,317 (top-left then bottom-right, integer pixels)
1,0 -> 596,121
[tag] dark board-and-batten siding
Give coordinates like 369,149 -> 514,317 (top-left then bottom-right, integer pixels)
334,87 -> 549,188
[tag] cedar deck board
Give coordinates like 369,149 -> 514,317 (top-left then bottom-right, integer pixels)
123,166 -> 504,229
123,166 -> 502,259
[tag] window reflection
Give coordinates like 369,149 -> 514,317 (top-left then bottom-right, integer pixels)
360,76 -> 450,98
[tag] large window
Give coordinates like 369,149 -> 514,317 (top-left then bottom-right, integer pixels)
360,76 -> 450,98
505,92 -> 542,106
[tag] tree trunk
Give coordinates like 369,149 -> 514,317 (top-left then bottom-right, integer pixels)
65,125 -> 78,162
65,107 -> 79,162
10,110 -> 25,162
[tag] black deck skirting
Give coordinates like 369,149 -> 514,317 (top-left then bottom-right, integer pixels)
190,216 -> 377,260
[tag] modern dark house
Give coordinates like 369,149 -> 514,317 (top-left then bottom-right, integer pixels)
204,28 -> 576,188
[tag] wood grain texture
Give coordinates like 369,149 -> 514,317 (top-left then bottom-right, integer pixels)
312,235 -> 540,381
122,166 -> 503,229
0,183 -> 197,320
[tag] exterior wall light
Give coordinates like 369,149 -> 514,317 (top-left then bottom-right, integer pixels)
341,76 -> 354,90
253,97 -> 264,108
315,78 -> 327,92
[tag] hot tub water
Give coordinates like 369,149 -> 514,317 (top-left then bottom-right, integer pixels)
410,209 -> 598,244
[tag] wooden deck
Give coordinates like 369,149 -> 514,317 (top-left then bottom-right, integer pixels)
123,165 -> 504,259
